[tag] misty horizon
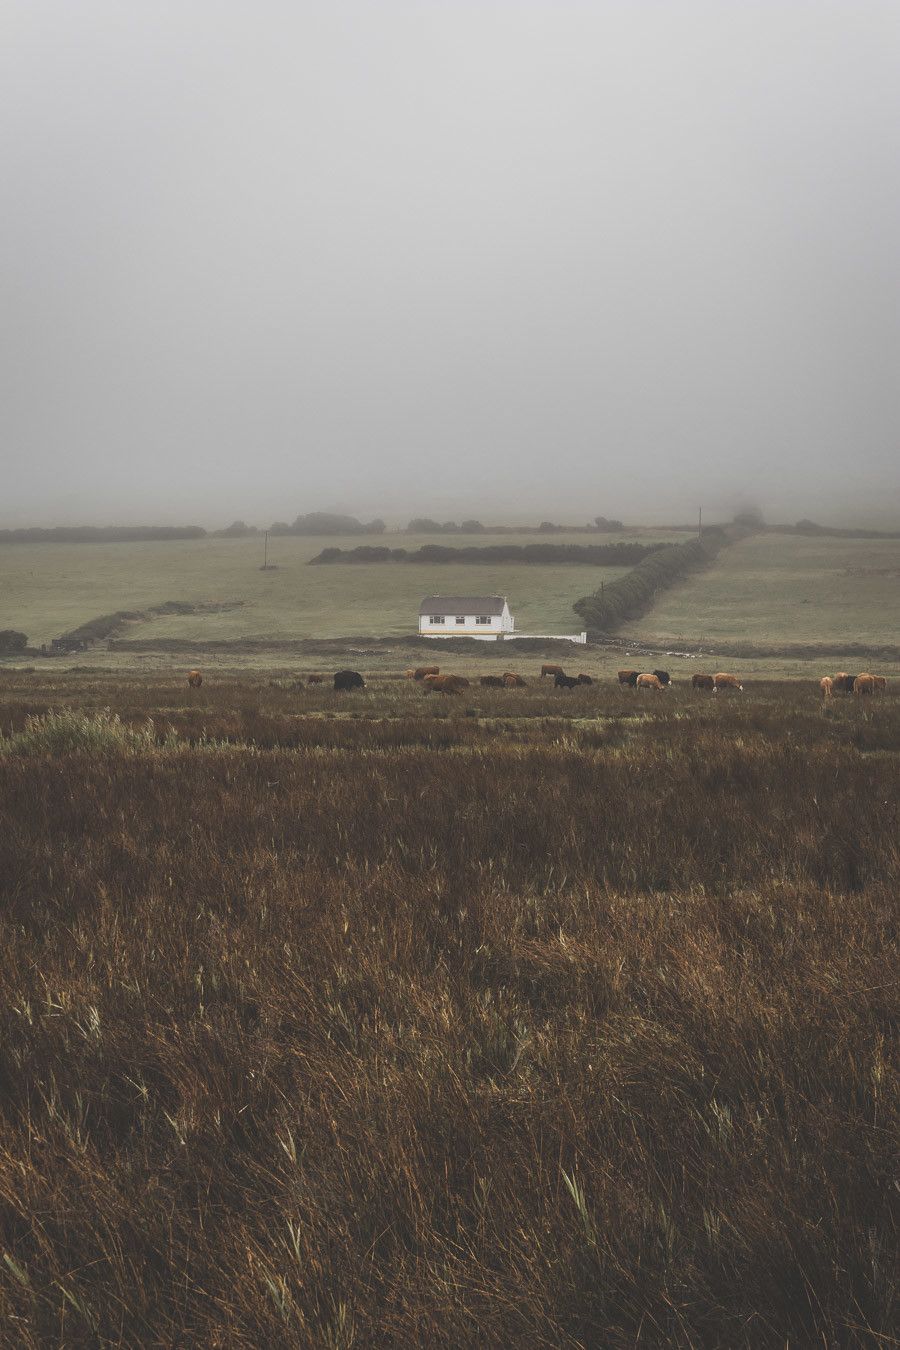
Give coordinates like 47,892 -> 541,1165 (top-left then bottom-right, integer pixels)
3,2 -> 899,532
4,500 -> 900,534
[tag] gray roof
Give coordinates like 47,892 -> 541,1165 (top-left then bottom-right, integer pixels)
419,595 -> 507,616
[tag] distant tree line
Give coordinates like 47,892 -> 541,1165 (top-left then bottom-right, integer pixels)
0,525 -> 206,544
404,516 -> 624,534
406,518 -> 486,534
0,512 -> 638,544
722,509 -> 900,539
309,542 -> 662,566
771,519 -> 900,540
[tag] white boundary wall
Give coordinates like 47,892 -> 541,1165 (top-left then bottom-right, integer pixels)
420,631 -> 587,643
503,632 -> 587,644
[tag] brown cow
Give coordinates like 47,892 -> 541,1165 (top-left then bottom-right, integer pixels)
541,664 -> 565,679
403,669 -> 416,680
480,675 -> 505,687
873,675 -> 887,694
854,673 -> 875,696
414,665 -> 440,680
692,673 -> 715,690
820,676 -> 834,699
636,673 -> 664,691
306,673 -> 324,684
832,672 -> 856,694
713,673 -> 743,693
423,674 -> 469,695
503,672 -> 527,688
187,670 -> 202,688
618,670 -> 639,686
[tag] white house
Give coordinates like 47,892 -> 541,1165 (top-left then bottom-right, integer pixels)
418,595 -> 514,640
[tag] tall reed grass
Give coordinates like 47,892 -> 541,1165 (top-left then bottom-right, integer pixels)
0,679 -> 895,1345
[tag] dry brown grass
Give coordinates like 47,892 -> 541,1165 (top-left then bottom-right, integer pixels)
0,674 -> 896,1346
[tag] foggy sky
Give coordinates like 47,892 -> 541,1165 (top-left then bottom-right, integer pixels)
2,1 -> 899,529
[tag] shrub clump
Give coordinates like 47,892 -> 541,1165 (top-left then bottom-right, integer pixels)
0,629 -> 28,654
3,708 -> 160,756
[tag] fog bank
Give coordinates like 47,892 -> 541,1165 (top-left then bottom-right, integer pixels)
2,2 -> 898,530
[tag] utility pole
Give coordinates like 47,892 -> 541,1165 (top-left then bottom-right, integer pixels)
698,506 -> 702,539
263,531 -> 268,569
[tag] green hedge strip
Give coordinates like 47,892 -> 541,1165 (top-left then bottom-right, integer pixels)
573,527 -> 738,632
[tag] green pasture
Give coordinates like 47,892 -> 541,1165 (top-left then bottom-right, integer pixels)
0,530 -> 672,647
5,527 -> 897,681
628,532 -> 900,648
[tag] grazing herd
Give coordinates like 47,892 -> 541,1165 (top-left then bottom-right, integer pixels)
820,671 -> 885,698
618,668 -> 671,688
185,665 -> 890,699
480,673 -> 527,688
423,674 -> 470,695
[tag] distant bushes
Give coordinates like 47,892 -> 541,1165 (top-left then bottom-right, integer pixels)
271,512 -> 385,536
773,519 -> 900,539
211,520 -> 258,537
574,528 -> 733,631
406,517 -> 625,534
0,630 -> 28,654
406,518 -> 465,533
310,542 -> 663,566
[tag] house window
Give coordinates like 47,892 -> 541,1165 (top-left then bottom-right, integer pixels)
429,615 -> 445,625
455,616 -> 466,625
476,615 -> 490,625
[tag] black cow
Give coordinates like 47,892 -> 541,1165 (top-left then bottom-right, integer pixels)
652,669 -> 671,686
480,675 -> 505,687
576,673 -> 593,685
832,673 -> 857,694
334,669 -> 365,691
554,673 -> 579,689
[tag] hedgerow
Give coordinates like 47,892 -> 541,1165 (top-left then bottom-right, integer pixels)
309,541 -> 663,566
573,527 -> 736,631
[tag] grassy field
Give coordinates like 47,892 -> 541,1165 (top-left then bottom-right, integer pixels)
628,531 -> 900,648
3,528 -> 899,686
0,530 -> 680,648
0,671 -> 896,1346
